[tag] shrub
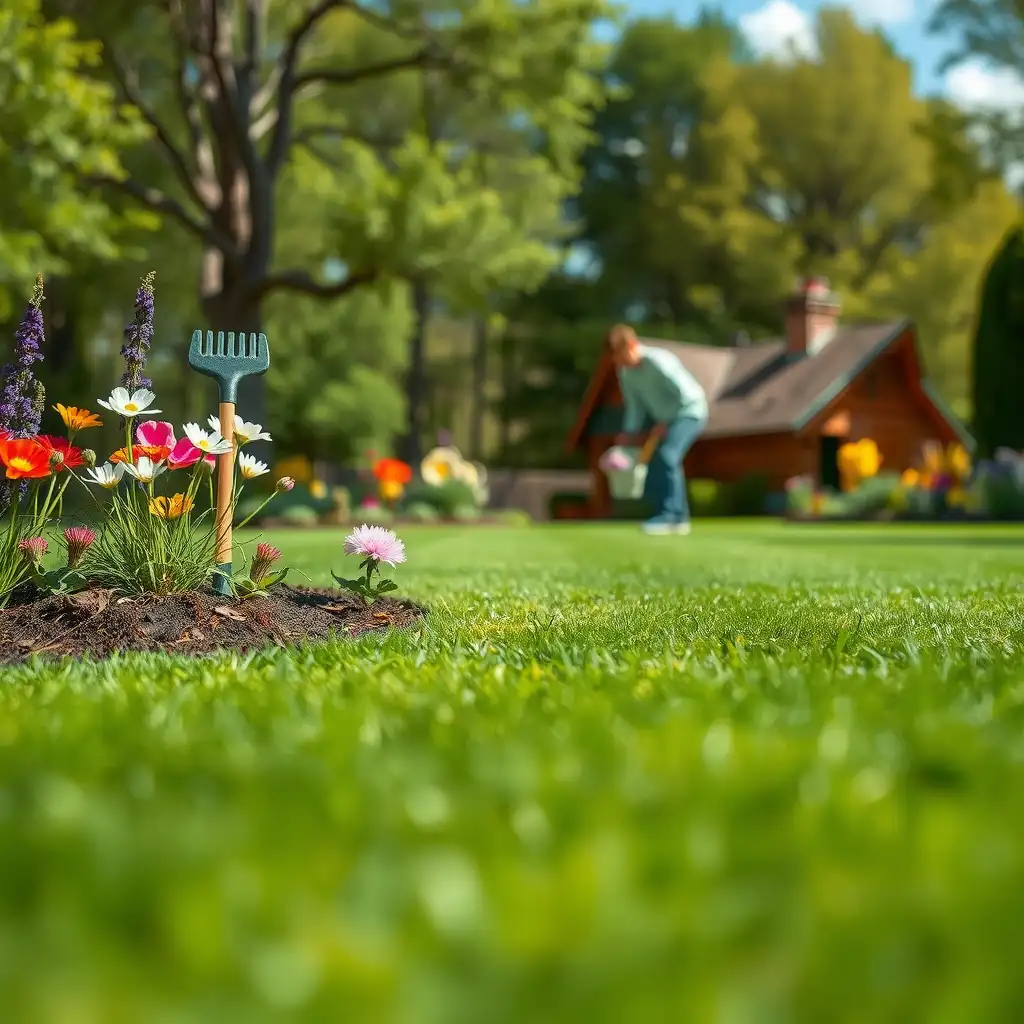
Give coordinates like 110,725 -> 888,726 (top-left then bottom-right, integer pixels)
688,478 -> 720,517
404,501 -> 439,523
358,503 -> 394,523
403,478 -> 478,518
496,508 -> 532,527
720,473 -> 769,515
452,504 -> 480,522
977,468 -> 1024,520
278,505 -> 319,527
841,472 -> 900,517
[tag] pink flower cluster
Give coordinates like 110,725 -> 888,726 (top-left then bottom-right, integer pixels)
600,447 -> 633,473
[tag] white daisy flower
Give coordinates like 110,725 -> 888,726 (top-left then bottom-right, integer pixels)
123,456 -> 166,483
97,387 -> 161,418
238,452 -> 270,479
207,414 -> 272,445
86,462 -> 125,489
183,423 -> 234,456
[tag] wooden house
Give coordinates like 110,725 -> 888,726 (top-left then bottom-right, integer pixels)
565,278 -> 972,518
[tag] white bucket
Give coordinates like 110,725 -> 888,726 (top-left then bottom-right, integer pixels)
606,463 -> 647,500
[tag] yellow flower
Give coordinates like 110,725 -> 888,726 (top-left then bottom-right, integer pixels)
379,479 -> 405,502
273,454 -> 313,484
149,493 -> 194,520
921,441 -> 943,474
421,446 -> 465,486
945,443 -> 970,480
946,486 -> 966,508
901,468 -> 919,487
310,479 -> 327,499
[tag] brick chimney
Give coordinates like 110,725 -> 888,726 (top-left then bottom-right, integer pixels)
785,276 -> 840,356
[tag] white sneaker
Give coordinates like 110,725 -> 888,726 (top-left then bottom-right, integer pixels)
641,518 -> 691,535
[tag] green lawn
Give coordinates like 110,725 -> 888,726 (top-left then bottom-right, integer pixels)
3,521 -> 1024,1022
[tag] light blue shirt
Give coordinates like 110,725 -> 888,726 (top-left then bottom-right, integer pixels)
617,344 -> 708,433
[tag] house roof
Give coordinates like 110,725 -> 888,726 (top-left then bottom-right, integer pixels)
566,320 -> 973,451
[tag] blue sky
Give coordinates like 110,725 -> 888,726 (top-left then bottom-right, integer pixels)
618,0 -> 1023,108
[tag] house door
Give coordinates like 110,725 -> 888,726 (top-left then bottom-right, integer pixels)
819,436 -> 842,490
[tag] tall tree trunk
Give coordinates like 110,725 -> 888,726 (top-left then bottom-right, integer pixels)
469,314 -> 488,459
498,325 -> 515,458
198,247 -> 272,464
398,278 -> 430,466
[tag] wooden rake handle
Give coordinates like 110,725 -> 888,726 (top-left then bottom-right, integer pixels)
638,431 -> 661,465
215,400 -> 235,567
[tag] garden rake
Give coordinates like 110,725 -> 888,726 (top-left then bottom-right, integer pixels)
188,329 -> 270,595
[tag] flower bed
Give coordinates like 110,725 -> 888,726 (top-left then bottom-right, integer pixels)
784,439 -> 1024,523
0,273 -> 425,660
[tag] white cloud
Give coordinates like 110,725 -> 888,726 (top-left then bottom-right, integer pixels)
945,60 -> 1024,111
739,1 -> 817,61
846,0 -> 914,24
739,0 -> 914,61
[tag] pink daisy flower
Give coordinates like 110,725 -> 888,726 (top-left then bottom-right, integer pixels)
343,524 -> 406,566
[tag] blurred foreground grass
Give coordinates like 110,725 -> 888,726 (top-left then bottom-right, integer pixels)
2,521 -> 1024,1022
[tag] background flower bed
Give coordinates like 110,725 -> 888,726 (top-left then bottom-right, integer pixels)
785,439 -> 1024,522
241,443 -> 534,528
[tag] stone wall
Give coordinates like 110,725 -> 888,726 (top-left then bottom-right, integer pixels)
484,469 -> 592,521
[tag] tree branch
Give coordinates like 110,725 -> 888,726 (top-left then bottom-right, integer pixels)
293,49 -> 440,92
253,267 -> 377,300
100,40 -> 210,213
86,175 -> 241,259
266,0 -> 349,177
165,0 -> 221,206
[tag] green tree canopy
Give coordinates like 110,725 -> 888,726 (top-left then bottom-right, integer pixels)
0,0 -> 149,319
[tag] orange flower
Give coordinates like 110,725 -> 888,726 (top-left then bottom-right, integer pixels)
373,457 -> 412,484
110,444 -> 171,465
0,437 -> 51,480
148,493 -> 195,520
53,404 -> 102,433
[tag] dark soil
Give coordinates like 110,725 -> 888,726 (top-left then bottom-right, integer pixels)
0,585 -> 426,664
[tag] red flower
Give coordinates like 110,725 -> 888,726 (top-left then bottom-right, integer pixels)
372,457 -> 412,484
37,434 -> 83,471
0,437 -> 51,480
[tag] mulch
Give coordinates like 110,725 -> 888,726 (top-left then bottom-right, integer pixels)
0,585 -> 427,664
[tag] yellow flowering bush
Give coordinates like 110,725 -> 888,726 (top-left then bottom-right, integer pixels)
837,438 -> 881,492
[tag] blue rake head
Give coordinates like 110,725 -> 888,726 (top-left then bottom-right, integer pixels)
188,330 -> 270,404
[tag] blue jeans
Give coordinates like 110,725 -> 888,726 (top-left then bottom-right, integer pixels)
642,414 -> 706,523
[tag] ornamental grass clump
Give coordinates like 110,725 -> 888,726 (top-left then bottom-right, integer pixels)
0,271 -> 290,606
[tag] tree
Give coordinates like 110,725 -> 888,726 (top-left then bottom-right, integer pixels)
739,8 -> 934,292
970,221 -> 1024,455
576,14 -> 770,326
0,0 -> 149,320
52,0 -> 610,435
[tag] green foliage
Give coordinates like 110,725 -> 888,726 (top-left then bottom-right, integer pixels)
687,478 -> 721,517
2,523 -> 1024,1016
975,465 -> 1024,520
402,478 -> 480,518
719,473 -> 769,516
265,284 -> 412,462
829,473 -> 900,518
404,501 -> 440,523
0,0 -> 151,318
495,508 -> 533,527
451,504 -> 480,522
278,505 -> 319,527
971,225 -> 1024,456
355,503 -> 395,523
